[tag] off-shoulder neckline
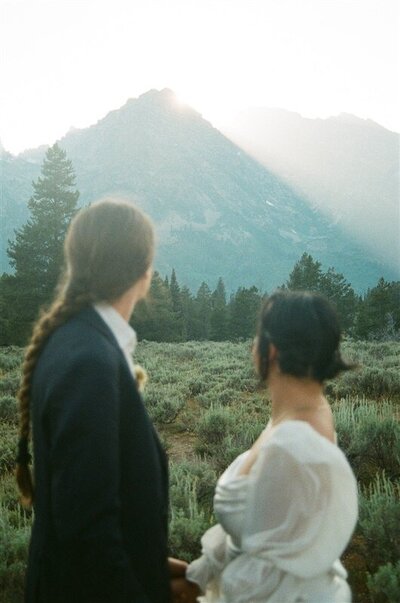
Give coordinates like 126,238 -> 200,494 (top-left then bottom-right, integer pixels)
262,419 -> 337,448
225,420 -> 338,482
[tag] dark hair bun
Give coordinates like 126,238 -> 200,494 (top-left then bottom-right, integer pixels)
257,290 -> 354,383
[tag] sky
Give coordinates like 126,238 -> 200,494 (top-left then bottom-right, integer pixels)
1,0 -> 399,155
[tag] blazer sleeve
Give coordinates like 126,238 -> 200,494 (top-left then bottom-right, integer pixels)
47,348 -> 151,603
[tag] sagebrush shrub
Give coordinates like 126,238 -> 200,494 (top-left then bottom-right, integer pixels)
367,561 -> 400,603
334,399 -> 400,483
0,374 -> 20,397
359,473 -> 400,569
0,505 -> 30,603
0,424 -> 18,475
0,396 -> 18,424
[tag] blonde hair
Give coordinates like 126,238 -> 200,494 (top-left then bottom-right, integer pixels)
16,198 -> 154,506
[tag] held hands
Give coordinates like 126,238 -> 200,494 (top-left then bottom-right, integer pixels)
169,557 -> 202,603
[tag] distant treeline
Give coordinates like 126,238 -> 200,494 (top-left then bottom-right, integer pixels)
0,143 -> 399,346
131,259 -> 400,343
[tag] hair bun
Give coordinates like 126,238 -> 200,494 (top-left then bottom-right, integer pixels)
316,350 -> 354,381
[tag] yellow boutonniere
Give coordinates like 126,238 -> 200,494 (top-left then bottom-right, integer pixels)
134,364 -> 148,391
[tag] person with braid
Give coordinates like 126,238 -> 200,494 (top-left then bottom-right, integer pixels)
16,198 -> 187,603
182,290 -> 359,603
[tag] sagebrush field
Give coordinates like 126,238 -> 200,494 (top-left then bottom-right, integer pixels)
1,340 -> 399,602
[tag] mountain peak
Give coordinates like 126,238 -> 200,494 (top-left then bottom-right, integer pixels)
125,87 -> 180,109
140,87 -> 176,100
123,88 -> 199,118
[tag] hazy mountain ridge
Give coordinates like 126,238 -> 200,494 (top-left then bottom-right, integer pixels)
0,153 -> 41,269
0,89 -> 396,291
222,108 -> 400,270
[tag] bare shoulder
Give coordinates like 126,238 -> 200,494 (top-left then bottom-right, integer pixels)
295,407 -> 336,444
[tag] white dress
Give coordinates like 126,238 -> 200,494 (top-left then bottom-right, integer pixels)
186,420 -> 358,603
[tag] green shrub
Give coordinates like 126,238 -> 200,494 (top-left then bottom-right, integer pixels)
0,375 -> 20,397
0,424 -> 18,475
195,406 -> 235,449
143,383 -> 186,424
0,341 -> 398,603
367,561 -> 400,603
359,473 -> 400,570
169,508 -> 212,562
0,474 -> 31,518
329,367 -> 400,398
0,396 -> 18,424
170,460 -> 217,516
333,399 -> 400,483
169,463 -> 215,561
150,397 -> 185,424
187,376 -> 209,396
0,349 -> 23,372
195,404 -> 266,472
0,505 -> 30,603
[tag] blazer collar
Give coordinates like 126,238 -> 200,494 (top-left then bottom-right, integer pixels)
75,306 -> 121,350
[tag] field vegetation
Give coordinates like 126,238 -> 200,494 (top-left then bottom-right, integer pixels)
0,340 -> 399,602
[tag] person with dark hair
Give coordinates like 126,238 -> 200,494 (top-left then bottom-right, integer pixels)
16,198 -> 185,602
181,290 -> 358,602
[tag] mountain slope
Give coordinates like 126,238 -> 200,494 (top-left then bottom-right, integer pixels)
1,90 -> 396,291
222,109 -> 400,271
0,153 -> 41,272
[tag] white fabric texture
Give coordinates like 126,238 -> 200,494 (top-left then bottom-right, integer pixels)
186,420 -> 358,603
93,302 -> 137,376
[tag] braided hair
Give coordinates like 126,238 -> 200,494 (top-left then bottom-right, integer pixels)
16,198 -> 154,507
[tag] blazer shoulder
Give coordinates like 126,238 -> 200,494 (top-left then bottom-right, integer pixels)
40,308 -> 123,374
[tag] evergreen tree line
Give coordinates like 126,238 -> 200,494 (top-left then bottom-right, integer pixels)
130,259 -> 400,343
131,271 -> 262,342
0,144 -> 399,345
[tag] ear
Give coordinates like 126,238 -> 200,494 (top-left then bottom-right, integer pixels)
135,267 -> 153,302
143,266 -> 153,285
269,343 -> 278,363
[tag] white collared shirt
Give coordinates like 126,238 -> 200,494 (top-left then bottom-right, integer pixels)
93,302 -> 137,376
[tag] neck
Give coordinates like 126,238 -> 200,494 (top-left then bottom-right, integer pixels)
267,370 -> 326,424
111,290 -> 138,322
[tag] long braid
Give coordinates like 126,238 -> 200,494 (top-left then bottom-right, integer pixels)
16,290 -> 92,507
16,198 -> 154,507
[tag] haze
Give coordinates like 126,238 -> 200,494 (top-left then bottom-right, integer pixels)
1,0 -> 399,154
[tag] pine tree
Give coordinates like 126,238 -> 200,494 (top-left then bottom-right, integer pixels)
2,144 -> 79,343
194,282 -> 212,339
286,252 -> 322,291
180,285 -> 196,340
229,286 -> 262,339
319,267 -> 357,331
286,253 -> 357,332
169,268 -> 184,340
132,272 -> 176,341
355,278 -> 400,339
210,277 -> 228,341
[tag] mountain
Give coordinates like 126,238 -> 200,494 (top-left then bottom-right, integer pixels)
222,108 -> 400,271
0,153 -> 42,271
0,89 -> 396,292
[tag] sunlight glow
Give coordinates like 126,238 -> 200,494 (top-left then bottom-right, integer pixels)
0,0 -> 398,154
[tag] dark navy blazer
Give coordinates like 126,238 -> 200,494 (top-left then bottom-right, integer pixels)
26,307 -> 171,603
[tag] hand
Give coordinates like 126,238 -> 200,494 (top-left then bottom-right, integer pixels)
171,576 -> 201,603
168,556 -> 188,578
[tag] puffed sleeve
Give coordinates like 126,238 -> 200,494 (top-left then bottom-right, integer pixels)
219,422 -> 358,601
186,524 -> 228,597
